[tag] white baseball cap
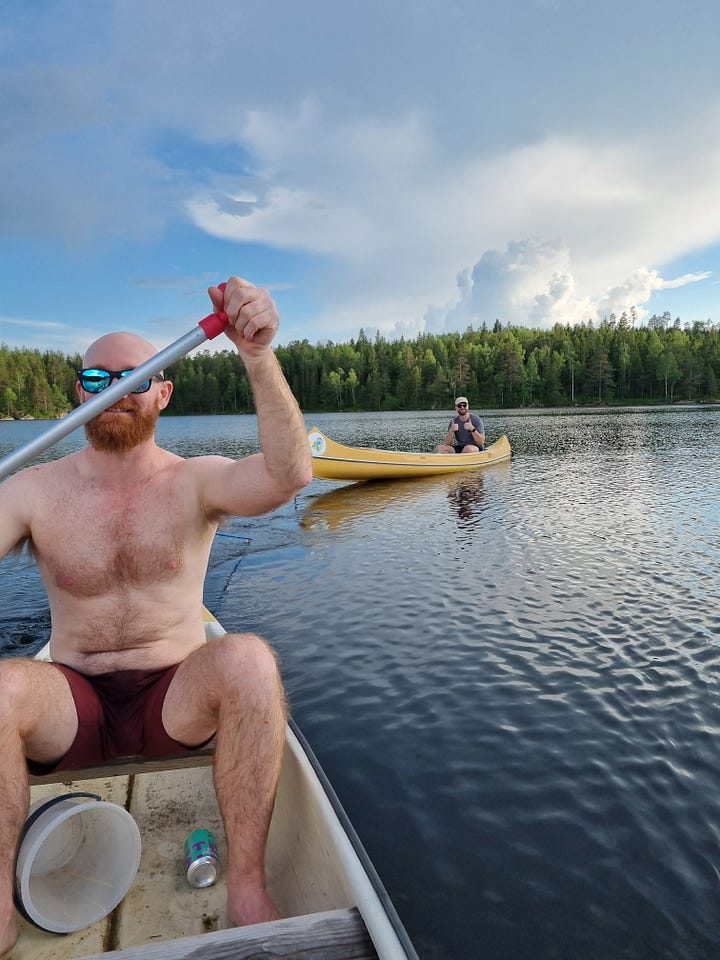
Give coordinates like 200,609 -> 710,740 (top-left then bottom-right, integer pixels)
454,397 -> 468,405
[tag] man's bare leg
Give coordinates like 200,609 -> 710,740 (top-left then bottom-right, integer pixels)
0,660 -> 78,955
0,722 -> 23,957
163,634 -> 287,926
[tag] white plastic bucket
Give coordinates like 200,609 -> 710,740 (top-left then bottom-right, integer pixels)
14,792 -> 142,934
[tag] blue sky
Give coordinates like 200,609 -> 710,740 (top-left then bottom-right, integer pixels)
2,0 -> 719,357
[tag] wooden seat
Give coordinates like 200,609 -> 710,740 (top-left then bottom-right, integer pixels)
82,907 -> 377,959
28,745 -> 216,786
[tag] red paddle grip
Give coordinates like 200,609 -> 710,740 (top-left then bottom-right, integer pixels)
198,282 -> 228,339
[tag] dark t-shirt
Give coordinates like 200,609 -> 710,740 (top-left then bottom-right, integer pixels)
448,413 -> 484,448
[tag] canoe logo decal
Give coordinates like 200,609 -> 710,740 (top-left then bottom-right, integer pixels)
308,432 -> 327,456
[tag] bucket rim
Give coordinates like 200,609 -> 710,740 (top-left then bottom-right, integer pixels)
14,793 -> 141,934
20,792 -> 102,847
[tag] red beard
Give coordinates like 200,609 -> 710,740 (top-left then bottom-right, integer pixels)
84,398 -> 161,453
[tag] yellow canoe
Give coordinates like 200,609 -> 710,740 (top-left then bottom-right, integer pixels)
308,427 -> 511,482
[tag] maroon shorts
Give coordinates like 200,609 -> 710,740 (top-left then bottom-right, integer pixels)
27,663 -> 215,776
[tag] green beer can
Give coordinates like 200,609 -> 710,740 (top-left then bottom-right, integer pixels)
184,828 -> 219,887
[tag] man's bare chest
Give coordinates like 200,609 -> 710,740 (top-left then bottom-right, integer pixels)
32,483 -> 193,597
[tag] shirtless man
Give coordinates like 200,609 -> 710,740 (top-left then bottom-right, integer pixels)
0,276 -> 313,955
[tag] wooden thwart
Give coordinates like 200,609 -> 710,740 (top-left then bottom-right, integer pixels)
84,907 -> 377,960
28,747 -> 215,786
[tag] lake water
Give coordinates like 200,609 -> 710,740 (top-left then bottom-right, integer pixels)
2,406 -> 720,959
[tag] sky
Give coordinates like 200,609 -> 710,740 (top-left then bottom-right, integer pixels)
1,0 -> 720,358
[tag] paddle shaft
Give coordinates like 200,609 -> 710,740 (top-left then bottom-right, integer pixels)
0,306 -> 228,481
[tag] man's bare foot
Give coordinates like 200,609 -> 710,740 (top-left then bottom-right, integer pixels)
227,887 -> 280,926
0,912 -> 20,957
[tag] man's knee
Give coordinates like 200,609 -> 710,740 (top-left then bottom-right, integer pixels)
216,634 -> 282,691
226,634 -> 286,716
0,660 -> 64,743
189,634 -> 286,724
0,659 -> 35,715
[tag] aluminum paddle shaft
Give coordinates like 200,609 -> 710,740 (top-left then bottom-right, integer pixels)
0,306 -> 228,481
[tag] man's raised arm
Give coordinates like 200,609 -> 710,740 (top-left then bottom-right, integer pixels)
203,277 -> 312,515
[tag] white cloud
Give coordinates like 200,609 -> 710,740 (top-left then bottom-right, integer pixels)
423,239 -> 590,331
423,242 -> 713,333
182,100 -> 720,336
1,317 -> 66,331
1,0 -> 720,349
187,105 -> 432,264
660,272 -> 712,290
188,186 -> 376,260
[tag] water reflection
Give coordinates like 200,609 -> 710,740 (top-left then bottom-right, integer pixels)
446,474 -> 486,526
301,475 -> 451,530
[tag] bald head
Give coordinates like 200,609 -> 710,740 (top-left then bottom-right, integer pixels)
83,332 -> 160,369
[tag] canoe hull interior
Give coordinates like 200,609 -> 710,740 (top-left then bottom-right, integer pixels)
20,613 -> 417,959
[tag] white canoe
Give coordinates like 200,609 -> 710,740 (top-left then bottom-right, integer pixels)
17,610 -> 418,960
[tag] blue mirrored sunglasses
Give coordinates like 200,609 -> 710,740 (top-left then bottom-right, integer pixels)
78,368 -> 165,394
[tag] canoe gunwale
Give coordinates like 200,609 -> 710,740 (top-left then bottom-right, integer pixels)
287,717 -> 420,960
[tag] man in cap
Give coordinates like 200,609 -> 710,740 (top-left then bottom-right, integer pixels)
435,397 -> 486,453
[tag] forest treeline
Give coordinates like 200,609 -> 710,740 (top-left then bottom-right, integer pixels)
2,311 -> 719,420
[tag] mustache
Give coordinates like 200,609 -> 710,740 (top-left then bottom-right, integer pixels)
102,403 -> 136,414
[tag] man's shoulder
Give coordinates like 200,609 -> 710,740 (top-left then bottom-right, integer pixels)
0,457 -> 73,530
6,455 -> 71,488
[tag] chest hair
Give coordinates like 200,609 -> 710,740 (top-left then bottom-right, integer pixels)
34,476 -> 194,598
